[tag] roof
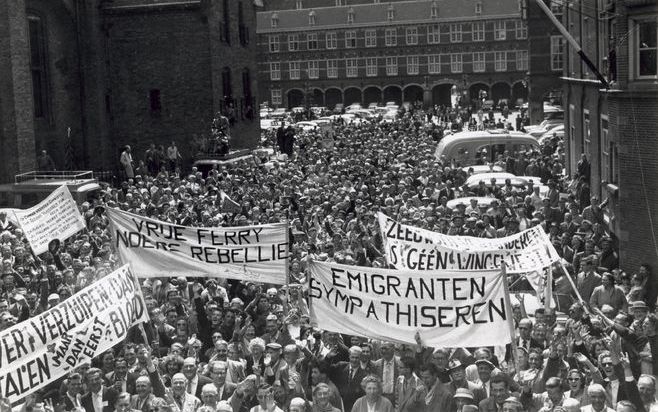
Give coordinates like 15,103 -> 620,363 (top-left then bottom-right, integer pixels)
257,0 -> 520,32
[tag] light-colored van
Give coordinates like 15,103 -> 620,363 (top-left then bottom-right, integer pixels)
435,130 -> 538,166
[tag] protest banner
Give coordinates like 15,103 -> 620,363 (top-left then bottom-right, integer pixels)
107,208 -> 289,283
377,213 -> 559,274
0,265 -> 148,403
308,260 -> 512,348
12,186 -> 86,255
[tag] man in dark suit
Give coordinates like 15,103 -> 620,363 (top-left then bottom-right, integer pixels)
372,342 -> 402,405
62,372 -> 84,411
208,360 -> 237,401
323,346 -> 368,412
81,368 -> 119,412
478,374 -> 512,412
181,357 -> 213,399
105,358 -> 139,395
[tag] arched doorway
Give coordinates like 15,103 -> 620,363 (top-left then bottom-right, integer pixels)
344,87 -> 362,106
511,82 -> 527,105
432,84 -> 453,107
287,89 -> 304,109
363,86 -> 382,106
310,88 -> 324,107
383,85 -> 402,105
403,85 -> 424,105
325,88 -> 342,109
491,82 -> 511,105
469,83 -> 490,102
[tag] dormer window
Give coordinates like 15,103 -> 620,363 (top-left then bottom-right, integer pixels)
475,1 -> 482,15
309,10 -> 316,26
296,0 -> 302,9
431,1 -> 438,18
347,7 -> 354,23
271,13 -> 279,28
387,4 -> 395,21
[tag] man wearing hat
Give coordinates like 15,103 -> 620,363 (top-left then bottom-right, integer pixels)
446,360 -> 487,404
501,396 -> 524,412
453,388 -> 475,412
630,301 -> 649,322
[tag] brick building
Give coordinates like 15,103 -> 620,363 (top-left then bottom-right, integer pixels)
525,0 -> 563,124
560,0 -> 658,269
256,0 -> 531,109
0,0 -> 261,182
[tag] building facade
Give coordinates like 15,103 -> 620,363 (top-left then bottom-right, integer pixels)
561,0 -> 658,270
0,0 -> 261,182
256,0 -> 531,109
525,0 -> 564,124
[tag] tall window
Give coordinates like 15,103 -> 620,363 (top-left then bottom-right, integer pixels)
583,110 -> 591,157
345,30 -> 357,48
223,0 -> 231,44
308,61 -> 319,79
601,116 -> 611,183
296,0 -> 303,9
308,11 -> 316,26
515,21 -> 527,39
242,68 -> 252,100
289,61 -> 301,80
473,52 -> 486,72
288,34 -> 299,51
550,0 -> 563,19
407,55 -> 419,75
516,50 -> 528,71
406,27 -> 418,45
475,2 -> 482,15
385,28 -> 397,46
326,32 -> 338,49
347,7 -> 354,24
222,67 -> 232,99
427,24 -> 440,44
271,14 -> 278,29
550,35 -> 564,71
269,35 -> 279,52
386,56 -> 398,75
346,58 -> 358,77
387,5 -> 395,21
327,59 -> 338,78
271,89 -> 282,105
428,55 -> 441,74
307,33 -> 318,50
635,18 -> 657,78
494,21 -> 506,40
366,57 -> 378,76
495,51 -> 507,71
238,1 -> 248,46
27,14 -> 49,119
472,22 -> 485,42
149,89 -> 161,113
270,62 -> 281,80
431,1 -> 438,18
450,54 -> 462,73
450,24 -> 462,43
365,29 -> 377,47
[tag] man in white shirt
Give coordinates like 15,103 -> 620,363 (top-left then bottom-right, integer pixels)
81,368 -> 118,412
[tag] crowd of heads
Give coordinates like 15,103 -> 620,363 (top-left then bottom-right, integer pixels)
0,107 -> 655,412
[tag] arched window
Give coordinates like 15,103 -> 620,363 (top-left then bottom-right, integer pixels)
271,13 -> 279,28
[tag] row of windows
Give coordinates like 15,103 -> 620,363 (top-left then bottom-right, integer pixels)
267,51 -> 528,80
279,1 -> 485,27
267,21 -> 527,52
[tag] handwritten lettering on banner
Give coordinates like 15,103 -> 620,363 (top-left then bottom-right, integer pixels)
0,265 -> 148,403
107,208 -> 289,284
308,261 -> 512,348
378,213 -> 558,273
13,186 -> 86,255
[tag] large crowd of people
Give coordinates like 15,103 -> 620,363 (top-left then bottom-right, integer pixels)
0,105 -> 656,412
